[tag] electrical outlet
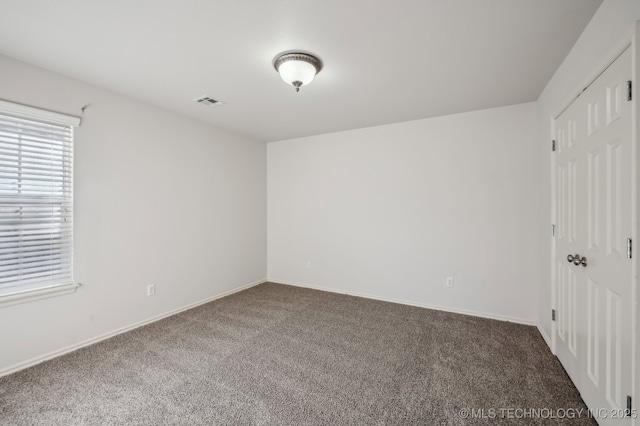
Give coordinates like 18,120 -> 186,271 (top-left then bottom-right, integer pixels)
306,261 -> 312,270
147,284 -> 156,296
446,277 -> 454,288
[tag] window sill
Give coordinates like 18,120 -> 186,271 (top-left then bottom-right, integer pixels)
0,283 -> 80,308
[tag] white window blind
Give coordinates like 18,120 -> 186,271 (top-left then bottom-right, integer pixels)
0,100 -> 80,299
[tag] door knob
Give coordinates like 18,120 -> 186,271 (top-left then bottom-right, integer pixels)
568,254 -> 587,267
567,254 -> 587,267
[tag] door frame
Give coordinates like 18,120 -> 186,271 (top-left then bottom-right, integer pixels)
550,21 -> 639,423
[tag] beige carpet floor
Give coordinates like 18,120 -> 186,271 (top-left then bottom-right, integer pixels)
0,282 -> 595,425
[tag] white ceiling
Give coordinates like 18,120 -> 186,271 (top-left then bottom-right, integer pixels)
0,0 -> 602,142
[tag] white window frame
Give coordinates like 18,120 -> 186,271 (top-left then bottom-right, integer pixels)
0,100 -> 81,308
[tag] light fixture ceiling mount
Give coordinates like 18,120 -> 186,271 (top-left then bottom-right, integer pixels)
273,52 -> 323,92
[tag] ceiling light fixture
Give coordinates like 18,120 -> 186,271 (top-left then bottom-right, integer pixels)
273,52 -> 323,92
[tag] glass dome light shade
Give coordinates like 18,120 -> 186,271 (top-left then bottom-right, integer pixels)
273,52 -> 323,91
277,60 -> 317,87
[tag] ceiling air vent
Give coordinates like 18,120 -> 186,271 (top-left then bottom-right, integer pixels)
193,96 -> 225,107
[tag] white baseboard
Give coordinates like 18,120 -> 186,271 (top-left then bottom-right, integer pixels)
270,279 -> 536,326
0,278 -> 266,378
537,324 -> 552,350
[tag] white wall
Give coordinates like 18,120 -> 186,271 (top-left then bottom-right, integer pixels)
268,103 -> 538,323
0,54 -> 267,374
536,0 -> 640,342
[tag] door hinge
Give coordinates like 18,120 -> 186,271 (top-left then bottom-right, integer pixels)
627,238 -> 632,259
552,224 -> 556,237
627,81 -> 632,101
627,395 -> 632,417
552,140 -> 556,152
552,309 -> 556,321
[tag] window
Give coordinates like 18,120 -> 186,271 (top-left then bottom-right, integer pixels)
0,100 -> 80,307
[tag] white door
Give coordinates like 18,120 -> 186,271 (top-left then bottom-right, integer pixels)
554,47 -> 633,425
